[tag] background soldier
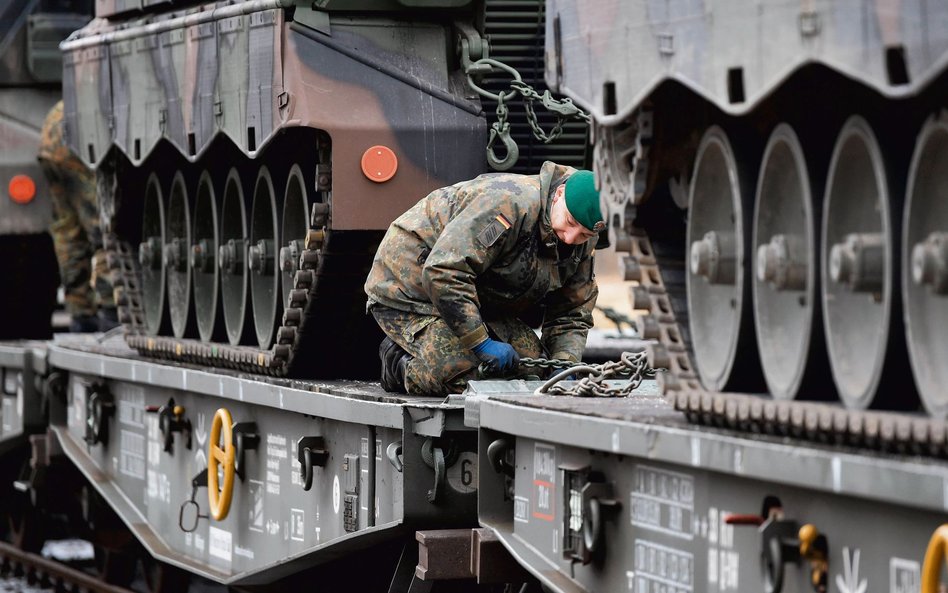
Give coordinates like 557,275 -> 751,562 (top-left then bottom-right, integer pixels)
365,162 -> 604,395
38,100 -> 117,332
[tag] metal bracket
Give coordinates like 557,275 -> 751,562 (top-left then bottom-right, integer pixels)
486,439 -> 513,478
422,438 -> 459,504
149,398 -> 192,455
84,383 -> 114,447
297,436 -> 328,491
386,442 -> 403,473
232,422 -> 259,480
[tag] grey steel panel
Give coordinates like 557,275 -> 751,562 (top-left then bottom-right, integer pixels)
54,367 -> 477,585
0,341 -> 47,447
473,390 -> 948,593
474,390 -> 948,513
546,0 -> 948,123
47,343 -> 413,428
47,340 -> 477,584
0,341 -> 48,374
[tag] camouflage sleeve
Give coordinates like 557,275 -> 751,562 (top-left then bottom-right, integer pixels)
540,254 -> 599,362
421,196 -> 524,350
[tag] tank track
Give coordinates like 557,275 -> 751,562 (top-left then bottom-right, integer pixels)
627,224 -> 948,456
107,212 -> 380,378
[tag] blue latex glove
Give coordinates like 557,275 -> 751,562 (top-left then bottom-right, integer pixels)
472,339 -> 520,373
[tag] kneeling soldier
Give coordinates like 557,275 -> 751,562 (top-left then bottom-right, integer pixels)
364,162 -> 603,395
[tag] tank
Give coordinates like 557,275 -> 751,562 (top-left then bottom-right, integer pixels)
0,0 -> 92,339
545,0 -> 948,417
61,0 -> 587,380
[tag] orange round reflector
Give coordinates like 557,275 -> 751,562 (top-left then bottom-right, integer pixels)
8,175 -> 36,204
361,145 -> 398,183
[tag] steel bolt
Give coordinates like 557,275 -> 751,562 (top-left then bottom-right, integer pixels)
218,239 -> 244,275
911,232 -> 948,295
828,233 -> 884,293
138,236 -> 163,270
280,240 -> 302,274
190,239 -> 215,274
756,234 -> 807,291
248,239 -> 273,275
690,230 -> 736,285
162,237 -> 189,272
310,202 -> 330,228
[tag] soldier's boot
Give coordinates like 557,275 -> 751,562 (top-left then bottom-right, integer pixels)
379,337 -> 410,393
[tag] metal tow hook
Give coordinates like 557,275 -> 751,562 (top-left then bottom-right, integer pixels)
297,436 -> 328,491
421,438 -> 458,504
386,442 -> 403,473
85,383 -> 114,447
486,439 -> 514,477
178,468 -> 209,533
146,398 -> 192,454
486,118 -> 519,171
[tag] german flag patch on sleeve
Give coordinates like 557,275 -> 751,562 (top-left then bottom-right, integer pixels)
476,214 -> 512,247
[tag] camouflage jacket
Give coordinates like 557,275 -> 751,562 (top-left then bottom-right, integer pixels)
365,161 -> 598,361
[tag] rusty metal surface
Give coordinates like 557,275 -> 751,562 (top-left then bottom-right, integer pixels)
415,529 -> 473,581
470,528 -> 531,585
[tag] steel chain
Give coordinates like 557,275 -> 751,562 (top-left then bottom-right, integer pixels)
536,351 -> 656,398
477,352 -> 657,398
464,56 -> 590,170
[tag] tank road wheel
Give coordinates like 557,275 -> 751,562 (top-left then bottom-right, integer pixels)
249,166 -> 283,349
753,125 -> 832,400
192,171 -> 225,342
220,169 -> 252,346
280,164 -> 310,302
903,113 -> 948,418
207,408 -> 235,521
140,174 -> 170,336
822,116 -> 911,410
686,126 -> 763,392
165,172 -> 197,338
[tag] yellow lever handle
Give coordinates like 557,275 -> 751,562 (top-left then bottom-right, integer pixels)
922,524 -> 948,593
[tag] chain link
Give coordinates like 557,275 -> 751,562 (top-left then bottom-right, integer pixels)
477,351 -> 657,398
537,351 -> 656,398
464,56 -> 590,170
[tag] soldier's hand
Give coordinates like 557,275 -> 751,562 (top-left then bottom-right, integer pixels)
472,339 -> 520,373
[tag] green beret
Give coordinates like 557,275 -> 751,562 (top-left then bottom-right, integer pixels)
564,170 -> 605,233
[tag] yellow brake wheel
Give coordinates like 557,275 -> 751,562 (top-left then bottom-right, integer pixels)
207,408 -> 235,521
922,524 -> 948,593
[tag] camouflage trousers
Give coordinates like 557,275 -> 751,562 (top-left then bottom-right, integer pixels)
39,157 -> 112,317
370,304 -> 544,396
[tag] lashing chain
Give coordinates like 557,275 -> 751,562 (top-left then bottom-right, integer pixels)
457,26 -> 590,171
